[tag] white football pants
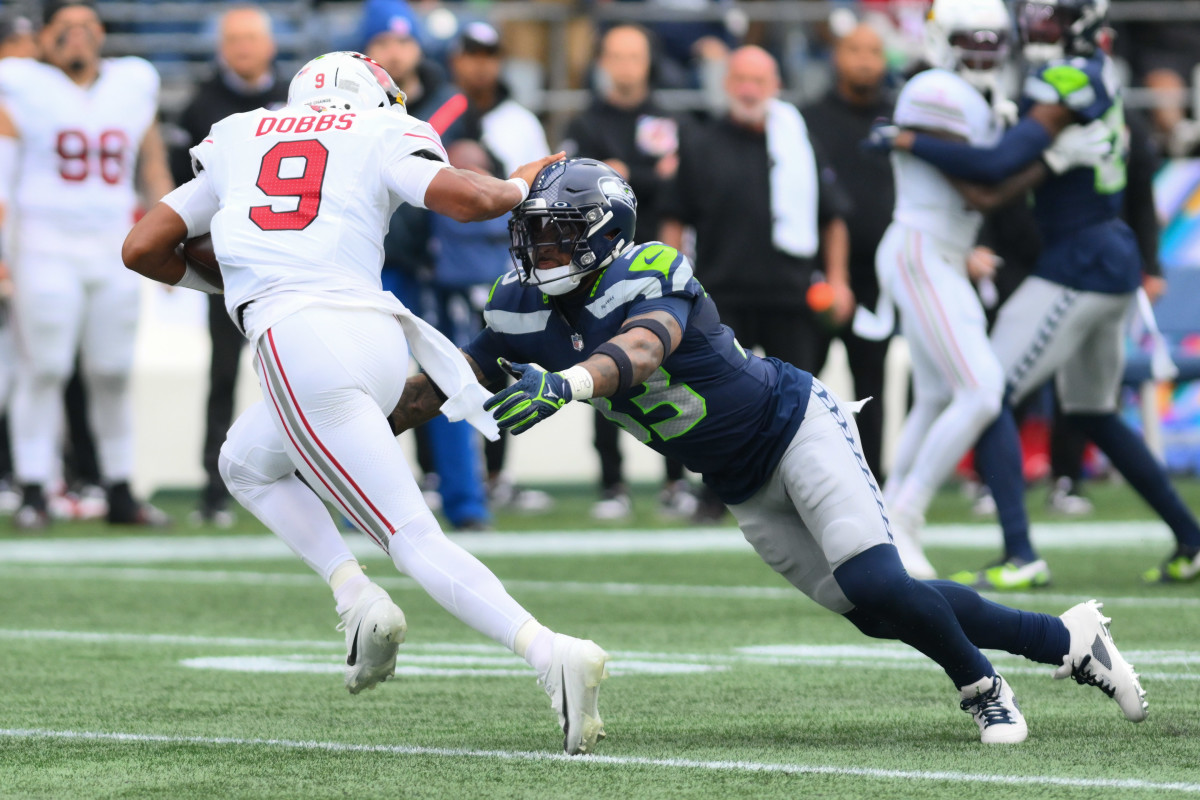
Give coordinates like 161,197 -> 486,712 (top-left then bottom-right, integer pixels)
219,305 -> 533,650
8,228 -> 140,485
876,225 -> 1003,521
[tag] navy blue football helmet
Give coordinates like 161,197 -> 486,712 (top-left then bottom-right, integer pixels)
1017,0 -> 1109,61
508,158 -> 637,294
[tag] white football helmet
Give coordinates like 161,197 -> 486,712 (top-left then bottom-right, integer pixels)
924,0 -> 1012,95
287,51 -> 407,112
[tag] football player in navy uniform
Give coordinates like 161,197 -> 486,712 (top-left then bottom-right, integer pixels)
878,0 -> 1200,587
390,157 -> 1151,743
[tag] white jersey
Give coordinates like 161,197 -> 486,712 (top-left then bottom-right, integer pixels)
0,57 -> 159,236
164,104 -> 449,340
891,69 -> 1000,251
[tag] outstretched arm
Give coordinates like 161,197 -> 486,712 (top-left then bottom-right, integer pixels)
952,160 -> 1050,212
423,151 -> 565,222
579,310 -> 683,396
895,104 -> 1073,184
484,310 -> 684,435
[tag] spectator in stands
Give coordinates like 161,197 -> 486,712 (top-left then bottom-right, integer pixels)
802,22 -> 895,481
168,4 -> 289,527
451,23 -> 549,178
606,0 -> 735,93
442,21 -> 555,514
660,45 -> 852,374
1112,4 -> 1200,156
561,23 -> 696,520
362,0 -> 492,529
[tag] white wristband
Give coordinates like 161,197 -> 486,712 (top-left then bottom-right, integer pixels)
559,365 -> 594,401
507,177 -> 530,205
174,262 -> 223,294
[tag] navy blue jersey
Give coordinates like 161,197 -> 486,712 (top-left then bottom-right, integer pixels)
1019,53 -> 1141,293
464,243 -> 812,504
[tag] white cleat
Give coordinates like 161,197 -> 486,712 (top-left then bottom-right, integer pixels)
960,674 -> 1028,744
1054,600 -> 1148,722
337,583 -> 407,695
890,511 -> 937,580
540,634 -> 610,755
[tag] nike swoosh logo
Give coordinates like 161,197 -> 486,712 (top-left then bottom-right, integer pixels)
560,665 -> 569,751
642,250 -> 662,266
347,620 -> 361,667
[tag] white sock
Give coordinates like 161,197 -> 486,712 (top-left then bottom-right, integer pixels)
389,510 -> 538,650
515,620 -> 555,676
330,561 -> 369,616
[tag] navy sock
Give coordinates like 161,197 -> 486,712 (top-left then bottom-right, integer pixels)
836,545 -> 993,688
926,580 -> 1069,665
1070,413 -> 1200,549
974,406 -> 1037,562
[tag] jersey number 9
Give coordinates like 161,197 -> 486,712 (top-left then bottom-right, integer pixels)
250,139 -> 329,231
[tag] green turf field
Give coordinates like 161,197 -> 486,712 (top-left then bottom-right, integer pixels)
0,482 -> 1197,799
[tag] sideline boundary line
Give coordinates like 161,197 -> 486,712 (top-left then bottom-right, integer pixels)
0,521 -> 1177,564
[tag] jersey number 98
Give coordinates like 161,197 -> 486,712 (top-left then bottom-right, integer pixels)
56,129 -> 128,185
250,139 -> 329,231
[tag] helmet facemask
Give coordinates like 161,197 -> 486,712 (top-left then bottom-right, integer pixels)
924,0 -> 1012,96
949,27 -> 1010,94
509,206 -> 596,296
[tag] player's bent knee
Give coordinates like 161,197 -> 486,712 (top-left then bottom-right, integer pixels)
82,370 -> 130,395
25,361 -> 73,386
217,448 -> 250,498
954,383 -> 1003,429
833,544 -> 914,610
392,508 -> 444,546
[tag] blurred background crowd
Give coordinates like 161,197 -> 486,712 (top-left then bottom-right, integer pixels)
1,0 -> 1198,531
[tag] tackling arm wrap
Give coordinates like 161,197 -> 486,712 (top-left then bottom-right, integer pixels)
911,117 -> 1053,184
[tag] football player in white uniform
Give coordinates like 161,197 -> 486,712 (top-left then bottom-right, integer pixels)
122,52 -> 610,756
862,0 -> 1108,578
0,0 -> 174,529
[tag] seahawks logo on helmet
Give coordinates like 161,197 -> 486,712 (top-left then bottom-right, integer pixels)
509,159 -> 637,296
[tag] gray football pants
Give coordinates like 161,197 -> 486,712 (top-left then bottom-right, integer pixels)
729,380 -> 894,614
990,276 -> 1133,414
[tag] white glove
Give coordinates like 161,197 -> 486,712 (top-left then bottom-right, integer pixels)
1043,120 -> 1114,174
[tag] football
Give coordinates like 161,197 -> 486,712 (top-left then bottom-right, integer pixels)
182,233 -> 223,290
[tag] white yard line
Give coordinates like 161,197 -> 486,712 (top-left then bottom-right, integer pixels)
1,727 -> 1197,793
3,564 -> 1198,610
1,628 -> 1195,680
0,521 -> 1178,564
